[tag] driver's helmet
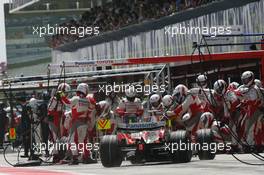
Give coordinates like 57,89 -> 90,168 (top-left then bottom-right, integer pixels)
149,94 -> 161,108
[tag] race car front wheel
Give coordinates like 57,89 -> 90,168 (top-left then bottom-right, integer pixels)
100,135 -> 122,167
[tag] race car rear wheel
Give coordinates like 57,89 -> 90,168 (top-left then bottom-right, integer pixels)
169,130 -> 192,163
100,135 -> 122,167
196,129 -> 216,160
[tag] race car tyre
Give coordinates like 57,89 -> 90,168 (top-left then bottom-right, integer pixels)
196,129 -> 216,160
169,130 -> 192,163
100,135 -> 122,167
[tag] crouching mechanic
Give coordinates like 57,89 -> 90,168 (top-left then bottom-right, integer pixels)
116,86 -> 144,124
236,71 -> 264,149
48,83 -> 71,163
166,84 -> 204,135
58,83 -> 94,165
209,80 -> 240,150
162,94 -> 185,131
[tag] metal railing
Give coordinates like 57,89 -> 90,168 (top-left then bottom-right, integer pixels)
9,0 -> 39,13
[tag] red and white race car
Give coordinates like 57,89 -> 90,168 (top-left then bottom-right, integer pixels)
99,113 -> 192,167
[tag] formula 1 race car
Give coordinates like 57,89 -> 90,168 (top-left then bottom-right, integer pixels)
99,114 -> 192,167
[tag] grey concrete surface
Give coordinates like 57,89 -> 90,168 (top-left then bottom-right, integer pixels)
1,149 -> 264,175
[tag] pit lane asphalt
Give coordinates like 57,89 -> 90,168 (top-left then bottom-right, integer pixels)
1,150 -> 264,175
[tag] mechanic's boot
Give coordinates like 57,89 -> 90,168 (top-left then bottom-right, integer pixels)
83,157 -> 97,164
52,154 -> 60,163
68,156 -> 79,165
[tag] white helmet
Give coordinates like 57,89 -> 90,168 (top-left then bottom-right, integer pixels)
162,95 -> 173,107
29,97 -> 38,112
173,84 -> 188,104
213,79 -> 227,95
77,83 -> 89,96
241,71 -> 254,87
98,101 -> 110,117
228,82 -> 239,90
29,97 -> 37,106
125,86 -> 136,98
149,94 -> 161,107
200,112 -> 214,128
254,79 -> 262,88
58,83 -> 71,93
196,74 -> 207,88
